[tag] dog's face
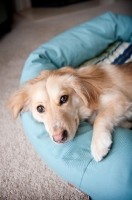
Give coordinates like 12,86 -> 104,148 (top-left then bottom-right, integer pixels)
8,66 -> 102,143
29,74 -> 83,143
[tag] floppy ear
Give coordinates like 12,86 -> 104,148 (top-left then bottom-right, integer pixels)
7,83 -> 31,119
69,66 -> 110,110
7,70 -> 51,119
78,79 -> 101,110
77,65 -> 112,110
70,77 -> 100,110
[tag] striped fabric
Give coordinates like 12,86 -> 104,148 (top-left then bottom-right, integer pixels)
81,42 -> 132,67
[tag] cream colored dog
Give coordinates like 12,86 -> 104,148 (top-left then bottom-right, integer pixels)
8,63 -> 132,162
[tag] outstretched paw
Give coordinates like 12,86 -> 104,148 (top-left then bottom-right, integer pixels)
91,135 -> 112,162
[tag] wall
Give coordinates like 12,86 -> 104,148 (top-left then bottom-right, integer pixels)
13,0 -> 31,12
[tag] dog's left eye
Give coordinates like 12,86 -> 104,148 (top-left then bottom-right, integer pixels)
37,105 -> 45,113
60,95 -> 68,105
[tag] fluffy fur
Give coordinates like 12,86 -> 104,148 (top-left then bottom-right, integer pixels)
8,63 -> 132,162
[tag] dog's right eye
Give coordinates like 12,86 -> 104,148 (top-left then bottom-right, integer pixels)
60,95 -> 68,105
37,105 -> 45,113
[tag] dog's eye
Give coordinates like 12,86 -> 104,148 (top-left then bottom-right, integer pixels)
37,105 -> 45,113
60,95 -> 68,105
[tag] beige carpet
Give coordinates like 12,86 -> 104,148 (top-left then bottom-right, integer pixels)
0,1 -> 132,199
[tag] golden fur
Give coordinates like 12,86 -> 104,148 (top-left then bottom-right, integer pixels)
8,63 -> 132,162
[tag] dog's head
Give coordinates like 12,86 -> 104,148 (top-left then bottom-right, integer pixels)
8,66 -> 104,143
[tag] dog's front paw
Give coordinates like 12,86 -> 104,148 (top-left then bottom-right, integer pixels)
91,134 -> 112,162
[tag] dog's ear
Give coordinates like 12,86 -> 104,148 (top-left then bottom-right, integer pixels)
78,79 -> 100,110
70,66 -> 110,110
7,70 -> 51,119
7,83 -> 31,119
70,77 -> 100,110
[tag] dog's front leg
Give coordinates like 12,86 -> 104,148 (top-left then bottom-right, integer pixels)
91,95 -> 132,162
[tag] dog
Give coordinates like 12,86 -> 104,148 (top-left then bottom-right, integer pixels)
8,62 -> 132,162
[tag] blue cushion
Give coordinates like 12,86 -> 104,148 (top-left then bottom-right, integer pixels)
20,12 -> 132,200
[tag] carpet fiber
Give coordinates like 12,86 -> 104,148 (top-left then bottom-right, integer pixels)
0,1 -> 132,199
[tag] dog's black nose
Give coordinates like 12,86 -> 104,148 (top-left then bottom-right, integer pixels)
62,130 -> 68,141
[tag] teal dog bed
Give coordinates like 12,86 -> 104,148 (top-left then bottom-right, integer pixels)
20,12 -> 132,200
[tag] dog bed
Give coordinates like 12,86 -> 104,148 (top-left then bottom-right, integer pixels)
20,12 -> 132,200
